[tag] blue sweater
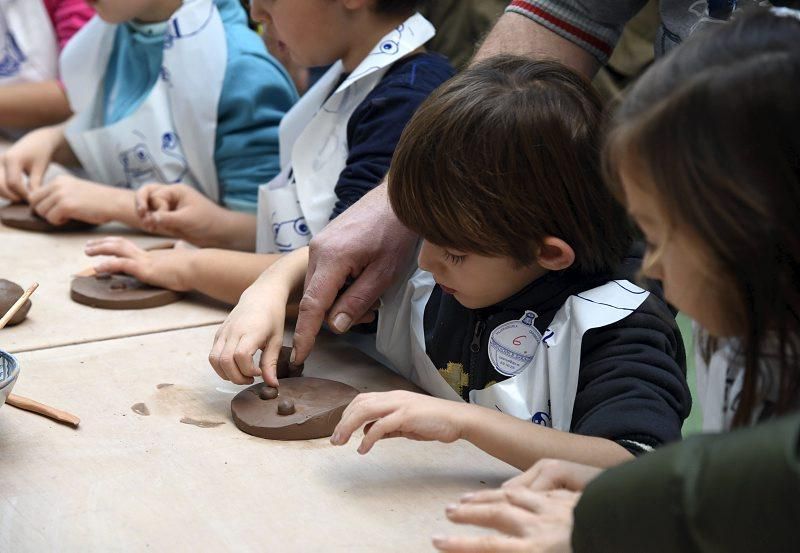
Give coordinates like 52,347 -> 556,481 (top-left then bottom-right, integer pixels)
102,0 -> 298,212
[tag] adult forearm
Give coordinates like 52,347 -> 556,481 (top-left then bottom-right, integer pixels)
0,81 -> 72,129
460,404 -> 633,471
187,248 -> 281,304
473,12 -> 599,78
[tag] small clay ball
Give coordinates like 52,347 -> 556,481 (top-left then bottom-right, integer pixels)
259,386 -> 278,400
0,279 -> 31,327
277,398 -> 296,416
95,272 -> 112,280
110,279 -> 127,290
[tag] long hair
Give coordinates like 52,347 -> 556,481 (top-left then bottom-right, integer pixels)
605,8 -> 800,425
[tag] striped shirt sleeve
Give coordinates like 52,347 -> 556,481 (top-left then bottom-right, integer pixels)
505,0 -> 648,64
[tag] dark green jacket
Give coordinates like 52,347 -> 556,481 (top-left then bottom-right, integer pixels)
573,413 -> 800,552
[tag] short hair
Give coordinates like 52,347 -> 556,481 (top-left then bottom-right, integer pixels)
389,55 -> 631,274
373,0 -> 425,17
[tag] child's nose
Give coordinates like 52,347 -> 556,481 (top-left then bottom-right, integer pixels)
417,241 -> 436,272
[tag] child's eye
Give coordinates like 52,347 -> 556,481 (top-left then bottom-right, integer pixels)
443,251 -> 466,265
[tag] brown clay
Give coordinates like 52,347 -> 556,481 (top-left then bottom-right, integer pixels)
231,377 -> 359,441
70,274 -> 182,310
259,386 -> 279,400
0,204 -> 95,232
277,398 -> 296,416
0,279 -> 31,326
275,346 -> 304,378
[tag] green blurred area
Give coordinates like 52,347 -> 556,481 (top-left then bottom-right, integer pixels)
678,313 -> 703,436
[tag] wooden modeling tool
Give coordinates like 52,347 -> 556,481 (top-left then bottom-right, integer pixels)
6,394 -> 80,427
0,282 -> 81,428
0,282 -> 37,329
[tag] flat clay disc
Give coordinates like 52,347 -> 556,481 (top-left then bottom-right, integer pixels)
0,204 -> 95,232
232,377 -> 360,441
0,279 -> 31,326
70,274 -> 182,310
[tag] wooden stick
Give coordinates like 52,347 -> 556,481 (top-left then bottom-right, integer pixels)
0,282 -> 38,329
6,393 -> 80,428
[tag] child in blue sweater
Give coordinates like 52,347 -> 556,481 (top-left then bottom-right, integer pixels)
0,0 -> 296,229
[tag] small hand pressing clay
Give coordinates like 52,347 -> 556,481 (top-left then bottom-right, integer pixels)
0,204 -> 95,232
0,279 -> 31,326
231,377 -> 359,441
70,273 -> 182,310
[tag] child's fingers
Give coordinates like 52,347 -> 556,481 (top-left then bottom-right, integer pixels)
3,158 -> 26,199
84,237 -> 143,259
432,535 -> 529,553
459,489 -> 510,505
218,335 -> 254,385
357,411 -> 405,454
92,257 -> 145,281
0,164 -> 22,202
28,161 -> 47,193
330,393 -> 392,446
444,503 -> 530,538
232,336 -> 261,379
259,335 -> 285,388
208,333 -> 229,381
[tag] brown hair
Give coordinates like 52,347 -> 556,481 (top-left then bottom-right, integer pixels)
389,55 -> 631,274
605,8 -> 800,425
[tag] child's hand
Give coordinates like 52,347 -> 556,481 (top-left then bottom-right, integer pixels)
135,183 -> 230,247
502,459 -> 603,492
84,237 -> 195,292
208,279 -> 289,387
330,391 -> 468,454
29,175 -> 129,225
0,125 -> 64,202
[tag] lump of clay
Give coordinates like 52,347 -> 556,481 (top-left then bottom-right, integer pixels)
276,345 -> 304,379
0,203 -> 95,232
0,279 -> 31,326
277,398 -> 296,416
259,386 -> 279,400
70,274 -> 182,310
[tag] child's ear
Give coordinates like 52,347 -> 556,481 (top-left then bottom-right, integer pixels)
537,237 -> 575,271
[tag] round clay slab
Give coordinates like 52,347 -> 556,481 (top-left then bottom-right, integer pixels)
71,274 -> 182,310
0,204 -> 95,232
231,377 -> 360,441
0,279 -> 31,326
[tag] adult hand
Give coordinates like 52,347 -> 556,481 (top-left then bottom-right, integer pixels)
84,236 -> 195,292
433,488 -> 579,553
292,183 -> 418,363
134,183 -> 233,247
330,390 -> 467,454
29,175 -> 128,225
0,124 -> 63,202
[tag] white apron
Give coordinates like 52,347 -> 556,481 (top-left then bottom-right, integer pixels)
696,331 -> 780,431
376,270 -> 650,431
0,0 -> 58,85
60,0 -> 226,200
256,13 -> 436,253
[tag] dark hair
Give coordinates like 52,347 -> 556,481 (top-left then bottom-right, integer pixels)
605,8 -> 800,425
389,55 -> 631,274
374,0 -> 424,17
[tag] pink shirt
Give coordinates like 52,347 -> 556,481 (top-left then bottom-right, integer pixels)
43,0 -> 94,51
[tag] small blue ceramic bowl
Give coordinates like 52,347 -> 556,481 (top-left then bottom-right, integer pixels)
0,350 -> 19,409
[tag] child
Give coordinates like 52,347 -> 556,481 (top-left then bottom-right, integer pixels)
212,56 -> 691,470
0,1 -> 93,142
437,9 -> 800,552
81,0 -> 454,303
0,0 -> 296,229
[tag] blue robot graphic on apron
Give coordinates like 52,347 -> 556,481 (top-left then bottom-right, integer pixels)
118,130 -> 189,188
0,29 -> 26,77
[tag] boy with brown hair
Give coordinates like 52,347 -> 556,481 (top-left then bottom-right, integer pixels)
212,56 -> 690,470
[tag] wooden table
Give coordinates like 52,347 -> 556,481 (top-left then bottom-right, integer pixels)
1,224 -> 227,353
0,326 -> 515,551
0,217 -> 516,551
